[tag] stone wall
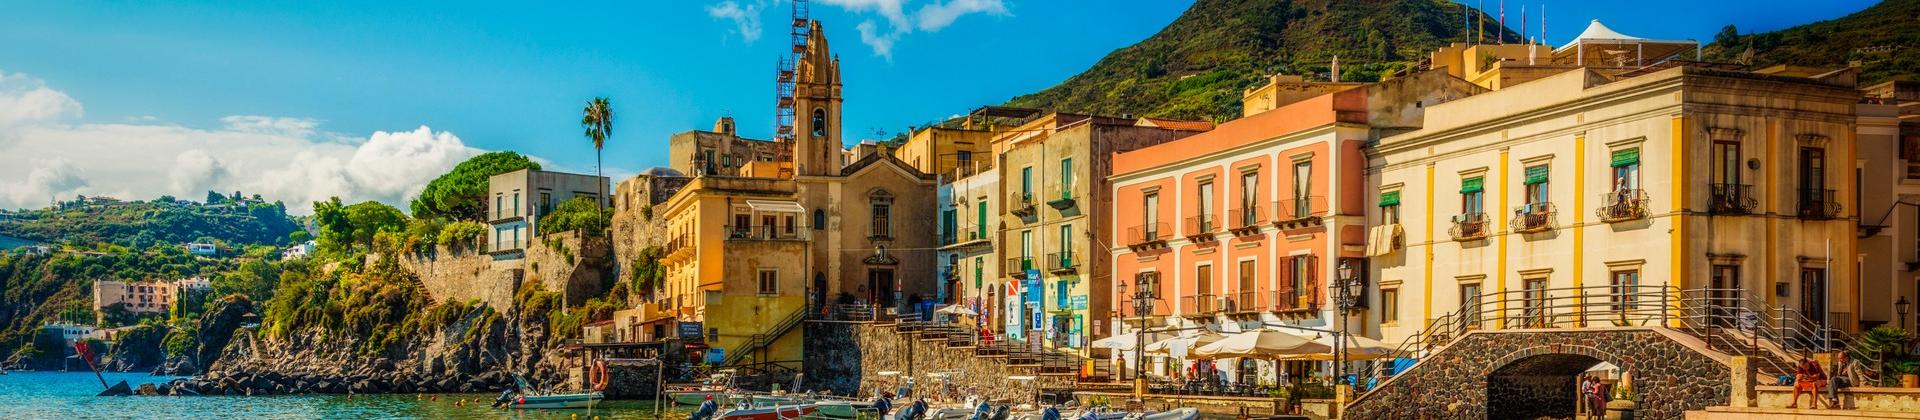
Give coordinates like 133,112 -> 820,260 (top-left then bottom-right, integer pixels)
1346,328 -> 1730,420
524,231 -> 611,305
802,322 -> 1074,404
399,246 -> 520,310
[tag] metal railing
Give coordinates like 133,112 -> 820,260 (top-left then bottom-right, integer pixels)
1356,284 -> 1874,401
1183,294 -> 1221,316
1708,183 -> 1757,215
1273,196 -> 1328,222
1127,222 -> 1170,245
1511,202 -> 1556,233
1596,189 -> 1649,222
1229,290 -> 1264,313
1046,251 -> 1075,273
1184,214 -> 1216,238
869,218 -> 893,239
1449,213 -> 1489,240
1797,188 -> 1841,219
1272,284 -> 1320,312
725,225 -> 809,241
1229,206 -> 1265,230
1009,192 -> 1036,215
1047,189 -> 1077,208
1005,257 -> 1033,275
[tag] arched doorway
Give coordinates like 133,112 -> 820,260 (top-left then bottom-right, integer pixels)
1486,353 -> 1609,419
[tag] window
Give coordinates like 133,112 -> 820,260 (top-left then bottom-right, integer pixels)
870,192 -> 893,238
1059,158 -> 1074,199
1292,161 -> 1312,217
540,191 -> 553,215
1523,278 -> 1549,327
1714,141 -> 1742,185
1143,191 -> 1160,239
494,194 -> 503,219
1237,259 -> 1257,303
1382,288 -> 1400,324
957,151 -> 973,171
1021,166 -> 1033,199
1197,181 -> 1215,231
704,149 -> 717,174
1461,283 -> 1483,328
1710,265 -> 1739,327
1610,270 -> 1640,312
1903,134 -> 1920,179
810,108 -> 827,137
812,209 -> 826,230
976,200 -> 988,239
1196,264 -> 1214,298
758,269 -> 779,295
513,191 -> 521,216
1801,147 -> 1827,190
1379,190 -> 1401,224
1240,171 -> 1259,225
1021,230 -> 1032,260
1610,148 -> 1641,191
1523,165 -> 1549,205
1289,255 -> 1312,301
1059,224 -> 1073,261
941,209 -> 957,242
734,214 -> 751,236
1462,177 -> 1485,214
785,215 -> 796,234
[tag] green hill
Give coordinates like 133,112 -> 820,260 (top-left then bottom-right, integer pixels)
1704,0 -> 1919,85
1002,0 -> 1517,121
0,195 -> 302,250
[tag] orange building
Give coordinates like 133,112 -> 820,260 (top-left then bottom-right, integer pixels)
1105,71 -> 1481,380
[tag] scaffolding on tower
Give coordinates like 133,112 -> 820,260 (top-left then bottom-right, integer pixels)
773,0 -> 810,144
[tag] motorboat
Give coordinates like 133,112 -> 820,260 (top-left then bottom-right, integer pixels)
813,399 -> 878,419
715,403 -> 819,420
1123,408 -> 1199,420
503,391 -> 604,409
674,391 -> 739,406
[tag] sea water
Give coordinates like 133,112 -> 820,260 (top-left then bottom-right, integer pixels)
0,371 -> 687,419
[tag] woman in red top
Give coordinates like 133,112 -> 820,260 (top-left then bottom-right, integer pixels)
1787,355 -> 1828,409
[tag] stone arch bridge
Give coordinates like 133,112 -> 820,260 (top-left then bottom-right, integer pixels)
1345,327 -> 1732,419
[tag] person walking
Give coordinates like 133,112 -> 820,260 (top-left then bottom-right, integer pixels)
1788,355 -> 1828,409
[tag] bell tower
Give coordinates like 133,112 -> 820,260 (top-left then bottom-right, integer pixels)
790,19 -> 842,176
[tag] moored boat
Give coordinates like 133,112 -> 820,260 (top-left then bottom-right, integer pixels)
716,403 -> 818,420
506,392 -> 604,409
673,391 -> 738,406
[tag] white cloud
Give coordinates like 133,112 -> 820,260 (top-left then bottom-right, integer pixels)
715,0 -> 1007,58
914,0 -> 1007,31
0,70 -> 82,127
0,69 -> 485,214
707,1 -> 764,43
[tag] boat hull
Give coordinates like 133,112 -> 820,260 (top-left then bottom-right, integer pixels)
509,392 -> 604,409
674,391 -> 735,406
718,404 -> 818,420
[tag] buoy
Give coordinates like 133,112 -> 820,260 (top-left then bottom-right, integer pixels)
431,395 -> 438,401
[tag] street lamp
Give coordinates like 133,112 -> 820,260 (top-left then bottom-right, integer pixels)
1334,259 -> 1362,391
1898,296 -> 1911,330
1130,272 -> 1157,407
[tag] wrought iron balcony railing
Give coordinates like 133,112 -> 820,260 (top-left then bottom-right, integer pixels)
1449,212 -> 1489,241
1228,205 -> 1265,234
1184,214 -> 1216,240
1797,188 -> 1841,220
1707,183 -> 1756,215
1045,251 -> 1075,273
1595,189 -> 1650,222
1127,222 -> 1170,247
1511,202 -> 1556,233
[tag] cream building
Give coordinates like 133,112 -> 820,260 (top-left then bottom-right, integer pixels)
1367,65 -> 1864,346
1857,80 -> 1920,331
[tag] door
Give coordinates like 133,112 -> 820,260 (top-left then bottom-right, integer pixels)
1461,284 -> 1484,330
870,269 -> 896,307
1801,268 -> 1826,331
1523,278 -> 1549,328
1710,265 -> 1739,327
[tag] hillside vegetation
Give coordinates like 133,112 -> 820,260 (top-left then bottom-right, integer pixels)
0,194 -> 300,250
1704,0 -> 1920,85
1002,0 -> 1515,121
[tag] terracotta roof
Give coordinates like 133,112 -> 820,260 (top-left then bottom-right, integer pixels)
1135,117 -> 1215,132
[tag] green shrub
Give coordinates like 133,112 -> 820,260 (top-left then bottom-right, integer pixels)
537,197 -> 610,236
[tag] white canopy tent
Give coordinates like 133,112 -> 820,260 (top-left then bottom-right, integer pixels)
1552,20 -> 1698,67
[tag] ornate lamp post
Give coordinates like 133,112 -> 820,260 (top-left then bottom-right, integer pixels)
1130,273 -> 1156,406
1334,259 -> 1363,389
1898,296 -> 1912,330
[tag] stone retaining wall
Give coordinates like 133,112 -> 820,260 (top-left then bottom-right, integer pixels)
399,246 -> 519,310
1346,328 -> 1729,419
802,322 -> 1073,404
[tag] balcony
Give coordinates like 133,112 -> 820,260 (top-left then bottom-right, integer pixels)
1272,196 -> 1327,229
1006,257 -> 1033,277
1511,202 -> 1557,233
1595,189 -> 1650,223
1449,213 -> 1490,241
1008,192 -> 1037,217
1126,222 -> 1171,250
1181,294 -> 1222,317
1045,251 -> 1076,274
1227,290 -> 1265,314
1046,189 -> 1076,210
725,225 -> 809,241
1797,188 -> 1841,220
947,226 -> 989,248
1271,285 -> 1321,313
1228,206 -> 1265,236
1707,183 -> 1757,215
1183,214 -> 1217,241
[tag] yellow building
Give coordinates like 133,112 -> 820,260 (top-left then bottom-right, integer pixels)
894,126 -> 997,181
1424,20 -> 1697,91
1366,63 -> 1864,346
657,177 -> 813,364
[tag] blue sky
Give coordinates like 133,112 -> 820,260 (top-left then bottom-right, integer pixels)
0,0 -> 1880,212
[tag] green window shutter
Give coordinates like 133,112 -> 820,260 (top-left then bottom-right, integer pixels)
1524,166 -> 1550,185
1460,177 -> 1484,193
1610,149 -> 1640,167
1378,191 -> 1401,207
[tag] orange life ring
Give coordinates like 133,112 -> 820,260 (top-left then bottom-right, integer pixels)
589,360 -> 610,391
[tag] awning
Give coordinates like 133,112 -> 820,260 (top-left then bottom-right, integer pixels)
1377,191 -> 1401,207
1193,328 -> 1330,359
1460,177 -> 1484,193
745,200 -> 806,213
1524,166 -> 1550,185
1611,149 -> 1640,167
1364,224 -> 1404,257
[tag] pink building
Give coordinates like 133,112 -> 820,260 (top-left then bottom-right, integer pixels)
1105,71 -> 1481,379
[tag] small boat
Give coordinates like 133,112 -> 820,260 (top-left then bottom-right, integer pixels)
717,403 -> 819,420
675,391 -> 739,406
813,400 -> 877,419
1123,408 -> 1198,420
505,392 -> 604,409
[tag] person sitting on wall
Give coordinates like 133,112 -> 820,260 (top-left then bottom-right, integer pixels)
1788,355 -> 1828,409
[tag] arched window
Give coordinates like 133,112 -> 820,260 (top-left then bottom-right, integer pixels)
812,209 -> 826,230
811,108 -> 827,137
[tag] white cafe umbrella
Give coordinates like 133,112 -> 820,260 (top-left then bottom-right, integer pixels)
1279,334 -> 1395,361
1090,332 -> 1141,351
1194,328 -> 1329,359
1146,332 -> 1227,357
934,305 -> 978,316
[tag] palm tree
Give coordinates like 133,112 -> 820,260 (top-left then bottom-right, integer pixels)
581,97 -> 613,213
